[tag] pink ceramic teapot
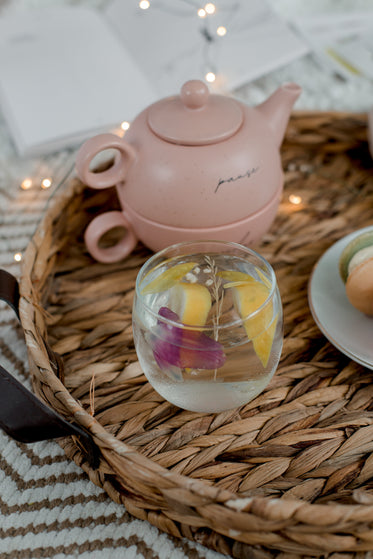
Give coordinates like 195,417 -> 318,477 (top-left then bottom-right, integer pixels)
76,79 -> 301,262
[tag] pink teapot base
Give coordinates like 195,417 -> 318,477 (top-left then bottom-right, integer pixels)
84,186 -> 282,262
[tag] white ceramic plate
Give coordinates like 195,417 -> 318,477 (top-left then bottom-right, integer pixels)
308,225 -> 373,369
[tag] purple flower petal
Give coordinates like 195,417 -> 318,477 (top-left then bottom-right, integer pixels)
158,306 -> 179,322
152,331 -> 182,370
152,307 -> 226,370
179,330 -> 226,369
152,307 -> 183,369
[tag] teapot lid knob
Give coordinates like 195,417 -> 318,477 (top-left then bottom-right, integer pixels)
180,80 -> 209,109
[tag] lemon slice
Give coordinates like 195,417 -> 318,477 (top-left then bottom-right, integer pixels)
255,268 -> 272,289
218,270 -> 257,284
223,273 -> 277,367
219,268 -> 271,287
168,282 -> 212,326
234,283 -> 277,367
251,314 -> 278,368
141,262 -> 197,294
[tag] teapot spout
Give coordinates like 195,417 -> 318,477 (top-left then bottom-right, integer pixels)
257,83 -> 301,146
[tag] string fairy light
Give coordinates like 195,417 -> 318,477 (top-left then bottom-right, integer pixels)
204,2 -> 216,14
41,178 -> 52,189
120,121 -> 130,131
197,8 -> 206,18
216,25 -> 227,36
139,0 -> 150,9
205,71 -> 216,83
20,178 -> 33,190
14,252 -> 22,262
289,194 -> 302,205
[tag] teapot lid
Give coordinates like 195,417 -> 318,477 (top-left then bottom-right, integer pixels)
147,80 -> 243,146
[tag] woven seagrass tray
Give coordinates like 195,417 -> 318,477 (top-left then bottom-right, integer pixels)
19,112 -> 373,558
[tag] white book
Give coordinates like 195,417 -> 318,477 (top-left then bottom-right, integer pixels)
0,7 -> 157,156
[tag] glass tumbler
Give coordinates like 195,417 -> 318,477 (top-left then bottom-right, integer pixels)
132,241 -> 283,413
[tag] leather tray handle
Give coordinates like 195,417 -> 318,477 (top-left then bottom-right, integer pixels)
0,270 -> 99,469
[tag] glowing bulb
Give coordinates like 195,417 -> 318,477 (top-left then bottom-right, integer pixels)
217,26 -> 227,36
120,121 -> 130,131
289,194 -> 302,205
21,178 -> 33,190
197,8 -> 206,17
205,72 -> 216,83
41,178 -> 52,189
204,3 -> 216,14
139,0 -> 150,9
14,253 -> 22,262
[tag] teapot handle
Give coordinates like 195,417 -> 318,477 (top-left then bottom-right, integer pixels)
76,133 -> 136,189
85,211 -> 138,263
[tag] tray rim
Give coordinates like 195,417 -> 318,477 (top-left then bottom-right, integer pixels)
18,111 -> 373,557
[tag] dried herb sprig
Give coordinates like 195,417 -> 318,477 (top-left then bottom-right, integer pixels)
204,256 -> 224,379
